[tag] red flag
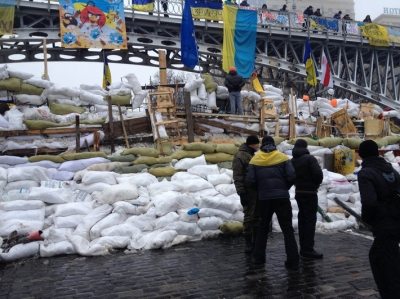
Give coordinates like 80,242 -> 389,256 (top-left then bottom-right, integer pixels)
320,50 -> 333,88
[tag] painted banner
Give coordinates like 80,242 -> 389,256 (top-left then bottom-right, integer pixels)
0,0 -> 15,35
261,11 -> 289,26
191,0 -> 223,21
312,18 -> 339,31
59,0 -> 127,49
387,27 -> 400,44
294,13 -> 305,24
132,0 -> 154,12
359,23 -> 390,47
345,23 -> 359,35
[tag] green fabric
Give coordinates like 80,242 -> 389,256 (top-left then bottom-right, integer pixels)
171,150 -> 203,160
288,138 -> 319,146
201,73 -> 217,93
20,83 -> 44,95
149,163 -> 171,169
374,139 -> 386,149
219,222 -> 243,236
0,78 -> 22,92
107,154 -> 137,162
204,153 -> 234,163
110,94 -> 131,106
379,136 -> 400,145
318,137 -> 343,148
157,176 -> 172,182
183,142 -> 216,154
343,138 -> 363,149
148,166 -> 177,177
28,155 -> 66,163
273,137 -> 285,145
62,152 -> 107,161
121,148 -> 159,158
217,161 -> 233,169
24,120 -> 73,130
133,156 -> 172,166
114,164 -> 148,173
215,144 -> 239,155
235,140 -> 245,147
156,140 -> 173,156
49,101 -> 86,115
80,118 -> 106,125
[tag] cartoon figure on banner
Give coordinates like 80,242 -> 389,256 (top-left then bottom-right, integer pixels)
79,2 -> 106,40
62,13 -> 79,29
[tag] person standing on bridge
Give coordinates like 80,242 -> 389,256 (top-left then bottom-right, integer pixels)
302,6 -> 313,31
333,11 -> 342,19
363,15 -> 372,23
225,66 -> 245,115
239,0 -> 249,7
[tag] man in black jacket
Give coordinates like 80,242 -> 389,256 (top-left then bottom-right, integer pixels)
358,140 -> 400,299
233,135 -> 260,253
291,139 -> 323,259
247,136 -> 299,269
224,66 -> 245,115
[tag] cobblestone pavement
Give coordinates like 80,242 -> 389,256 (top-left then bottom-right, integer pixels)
0,232 -> 380,299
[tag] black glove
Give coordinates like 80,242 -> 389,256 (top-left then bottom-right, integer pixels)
240,193 -> 249,207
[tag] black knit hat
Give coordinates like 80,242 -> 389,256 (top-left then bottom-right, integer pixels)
262,135 -> 275,146
359,140 -> 379,159
246,135 -> 259,145
294,139 -> 308,148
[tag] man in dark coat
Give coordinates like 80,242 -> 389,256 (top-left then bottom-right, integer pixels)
224,66 -> 245,115
233,135 -> 260,253
247,136 -> 299,269
239,0 -> 249,6
291,139 -> 323,259
358,140 -> 400,299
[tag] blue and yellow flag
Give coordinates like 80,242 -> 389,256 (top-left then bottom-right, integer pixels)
222,5 -> 258,78
103,53 -> 112,90
181,0 -> 198,69
303,39 -> 319,86
191,0 -> 223,22
0,0 -> 15,35
132,0 -> 154,12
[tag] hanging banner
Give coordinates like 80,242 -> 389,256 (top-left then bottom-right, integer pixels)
59,0 -> 127,49
261,11 -> 289,26
0,0 -> 15,35
359,23 -> 390,47
312,18 -> 338,31
294,13 -> 305,24
132,0 -> 154,12
345,23 -> 360,35
387,27 -> 400,44
191,0 -> 223,21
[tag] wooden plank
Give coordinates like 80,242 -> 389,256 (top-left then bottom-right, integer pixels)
195,117 -> 259,135
107,96 -> 115,154
289,113 -> 296,139
275,115 -> 280,137
177,111 -> 260,119
1,148 -> 67,157
75,115 -> 80,153
0,127 -> 100,138
184,91 -> 195,143
156,119 -> 179,125
117,103 -> 130,149
260,99 -> 266,137
332,108 -> 358,136
159,50 -> 167,84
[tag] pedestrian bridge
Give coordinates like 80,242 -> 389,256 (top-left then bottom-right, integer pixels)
1,0 -> 400,108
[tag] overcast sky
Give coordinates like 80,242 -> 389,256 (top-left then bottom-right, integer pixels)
7,0 -> 399,88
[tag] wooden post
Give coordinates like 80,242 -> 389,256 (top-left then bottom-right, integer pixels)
260,98 -> 265,137
159,50 -> 167,84
43,38 -> 49,80
107,96 -> 115,153
274,115 -> 280,137
117,103 -> 130,148
184,91 -> 194,143
289,113 -> 296,139
84,139 -> 91,152
93,131 -> 100,152
75,114 -> 80,153
290,88 -> 298,118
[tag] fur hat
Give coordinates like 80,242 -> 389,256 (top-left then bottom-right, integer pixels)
294,139 -> 308,148
359,140 -> 379,159
246,135 -> 259,145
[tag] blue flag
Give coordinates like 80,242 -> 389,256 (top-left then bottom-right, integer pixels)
303,39 -> 319,86
181,0 -> 198,69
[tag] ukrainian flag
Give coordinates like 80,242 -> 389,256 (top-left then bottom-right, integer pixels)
222,5 -> 257,78
191,0 -> 223,22
0,0 -> 15,35
132,0 -> 154,12
103,53 -> 112,90
303,39 -> 319,86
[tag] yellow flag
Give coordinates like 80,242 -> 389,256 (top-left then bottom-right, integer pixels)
0,0 -> 15,35
102,54 -> 112,90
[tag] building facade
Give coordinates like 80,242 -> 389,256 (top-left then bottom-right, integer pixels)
373,11 -> 400,26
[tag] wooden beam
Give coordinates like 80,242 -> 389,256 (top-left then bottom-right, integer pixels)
195,117 -> 259,135
75,114 -> 80,153
0,127 -> 100,138
107,96 -> 115,154
159,50 -> 167,84
184,91 -> 195,143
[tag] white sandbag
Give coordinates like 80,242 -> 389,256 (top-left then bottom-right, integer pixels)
23,77 -> 53,89
216,93 -> 229,100
214,184 -> 237,196
180,179 -> 214,192
98,183 -> 139,205
154,212 -> 179,230
109,81 -> 132,90
197,208 -> 232,221
90,212 -> 126,240
73,204 -> 113,240
327,171 -> 347,182
150,110 -> 168,140
174,155 -> 207,170
7,68 -> 34,80
199,196 -> 237,213
248,91 -> 261,102
207,173 -> 232,186
0,189 -> 30,202
0,207 -> 45,222
197,216 -> 223,230
108,88 -> 131,96
116,173 -> 158,187
29,187 -> 74,204
151,191 -> 195,217
124,73 -> 142,93
47,85 -> 80,97
163,221 -> 199,236
217,85 -> 228,94
144,230 -> 177,250
4,181 -> 39,192
191,95 -> 202,106
328,182 -> 354,194
80,89 -> 106,105
101,223 -> 142,240
220,168 -> 233,177
188,164 -> 219,179
58,157 -> 110,172
48,169 -> 74,181
132,90 -> 148,109
148,181 -> 182,197
82,171 -> 117,185
14,94 -> 46,106
0,64 -> 8,80
315,220 -> 354,233
45,227 -> 74,243
54,202 -> 93,217
67,234 -> 109,256
198,84 -> 207,100
184,78 -> 204,92
0,114 -> 9,128
0,219 -> 43,237
4,106 -> 26,130
232,210 -> 244,222
112,201 -> 142,214
192,188 -> 219,197
54,215 -> 85,228
19,161 -> 61,169
327,193 -> 350,202
177,208 -> 199,223
0,199 -> 43,211
125,186 -> 150,206
263,85 -> 283,95
125,207 -> 156,231
171,172 -> 201,181
207,91 -> 217,108
40,241 -> 75,257
0,243 -> 39,262
7,166 -> 51,183
90,236 -> 130,249
349,192 -> 360,203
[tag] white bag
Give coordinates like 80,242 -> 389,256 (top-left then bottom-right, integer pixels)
174,155 -> 207,170
154,212 -> 179,230
132,90 -> 148,109
80,90 -> 106,105
181,179 -> 214,193
40,241 -> 75,257
214,183 -> 237,196
73,204 -> 113,240
4,180 -> 39,192
124,73 -> 142,93
163,221 -> 199,236
7,68 -> 34,80
198,84 -> 207,100
14,94 -> 46,106
146,230 -> 178,249
0,243 -> 39,262
45,227 -> 74,243
171,172 -> 201,181
0,156 -> 28,165
125,207 -> 156,232
98,183 -> 139,205
4,106 -> 26,130
0,207 -> 45,222
199,196 -> 237,213
67,234 -> 109,256
54,202 -> 94,217
82,171 -> 118,185
207,173 -> 232,186
7,166 -> 51,183
188,165 -> 219,179
177,208 -> 199,223
58,158 -> 110,172
89,211 -> 126,240
184,78 -> 204,92
101,223 -> 142,240
29,187 -> 75,204
0,189 -> 30,202
54,215 -> 85,228
116,173 -> 158,187
0,199 -> 44,211
197,208 -> 232,220
197,216 -> 223,230
90,236 -> 130,249
23,77 -> 53,89
147,181 -> 182,197
0,219 -> 43,237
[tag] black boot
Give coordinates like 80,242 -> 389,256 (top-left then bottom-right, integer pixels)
244,235 -> 253,254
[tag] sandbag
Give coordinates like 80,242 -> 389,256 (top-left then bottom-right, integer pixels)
133,156 -> 172,166
67,234 -> 109,256
73,204 -> 112,240
110,94 -> 131,105
29,187 -> 75,204
74,182 -> 111,194
107,155 -> 136,162
89,212 -> 126,240
14,94 -> 45,105
114,164 -> 148,174
183,142 -> 216,154
0,77 -> 22,92
54,202 -> 93,217
124,73 -> 142,93
40,241 -> 75,257
0,189 -> 30,201
199,196 -> 236,213
116,173 -> 158,186
0,200 -> 44,211
204,153 -> 234,163
180,178 -> 214,192
132,90 -> 148,109
217,161 -> 233,169
207,173 -> 232,186
174,155 -> 207,170
121,147 -> 159,158
342,138 -> 363,149
197,216 -> 223,230
101,223 -> 142,239
62,152 -> 107,161
49,101 -> 85,115
184,78 -> 204,92
214,183 -> 237,196
0,242 -> 39,262
188,164 -> 219,179
85,162 -> 129,172
82,171 -> 117,185
215,144 -> 239,155
219,221 -> 243,236
148,167 -> 177,177
0,207 -> 45,222
54,215 -> 86,228
380,136 -> 400,145
20,83 -> 44,95
4,180 -> 38,191
318,137 -> 343,148
155,140 -> 173,156
58,157 -> 110,172
171,150 -> 203,160
288,138 -> 320,146
7,166 -> 51,183
98,183 -> 139,205
207,91 -> 217,108
28,155 -> 66,163
24,119 -> 73,130
0,219 -> 43,237
201,73 -> 217,93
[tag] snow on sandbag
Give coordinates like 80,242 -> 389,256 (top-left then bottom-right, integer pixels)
180,179 -> 214,193
14,94 -> 46,106
0,200 -> 44,211
184,78 -> 204,92
89,211 -> 126,240
23,77 -> 53,89
0,219 -> 43,237
4,106 -> 26,130
171,172 -> 202,181
4,181 -> 39,191
123,73 -> 142,93
67,234 -> 109,256
7,68 -> 34,80
207,173 -> 232,186
58,157 -> 110,172
54,215 -> 86,228
29,187 -> 75,204
98,183 -> 139,205
101,223 -> 143,240
214,184 -> 237,196
0,207 -> 45,222
132,90 -> 148,109
7,166 -> 51,183
146,230 -> 178,250
40,241 -> 75,257
82,171 -> 118,185
327,171 -> 347,182
148,180 -> 182,197
125,207 -> 156,231
188,165 -> 219,179
73,204 -> 113,240
116,173 -> 158,187
197,216 -> 223,230
199,196 -> 237,214
197,208 -> 232,221
0,189 -> 30,202
174,155 -> 207,170
315,220 -> 355,233
90,236 -> 130,249
80,90 -> 106,105
177,208 -> 198,223
328,182 -> 354,194
0,242 -> 39,263
54,202 -> 93,217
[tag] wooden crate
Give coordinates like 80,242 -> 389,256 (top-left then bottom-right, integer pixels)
364,119 -> 384,140
360,103 -> 375,120
279,100 -> 289,115
332,109 -> 358,136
